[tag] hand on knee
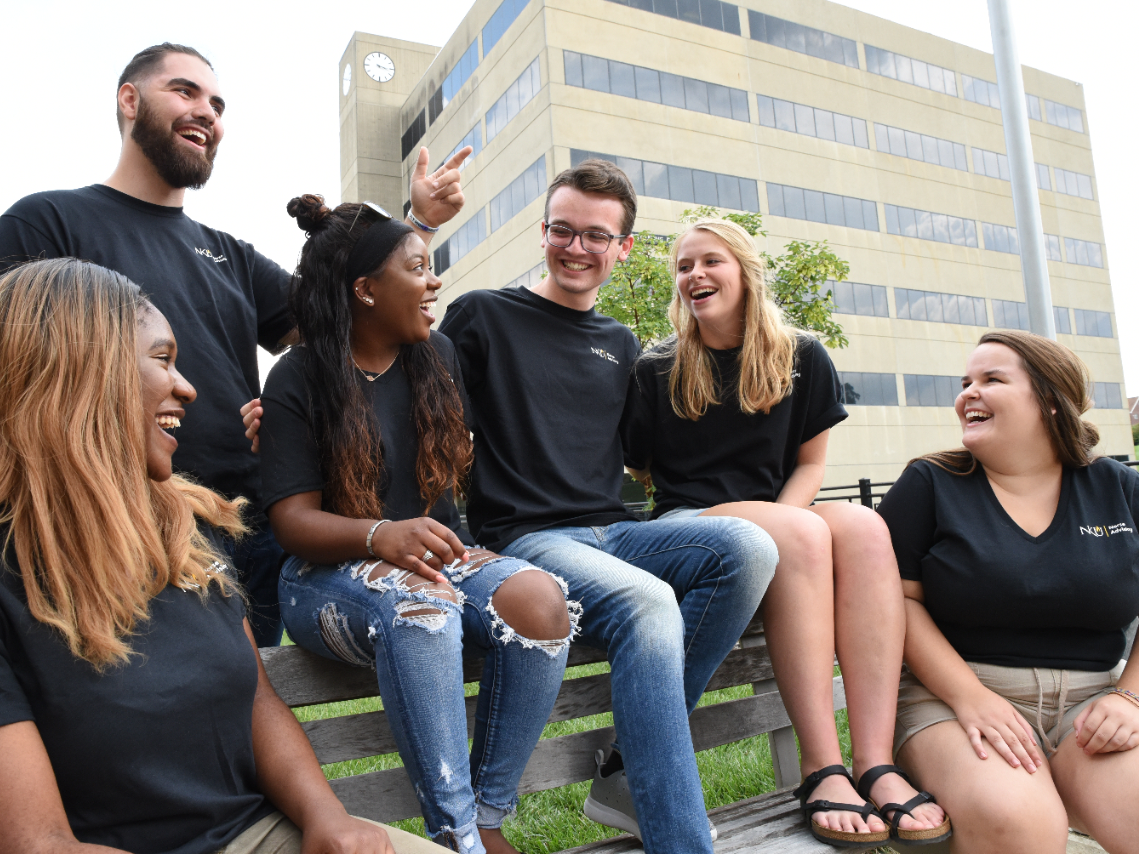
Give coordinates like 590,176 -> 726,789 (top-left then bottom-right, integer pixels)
492,569 -> 572,641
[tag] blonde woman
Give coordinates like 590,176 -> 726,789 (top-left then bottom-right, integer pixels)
0,259 -> 434,854
620,219 -> 950,847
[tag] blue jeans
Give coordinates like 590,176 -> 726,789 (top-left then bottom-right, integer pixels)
503,517 -> 777,854
222,524 -> 285,647
279,554 -> 577,854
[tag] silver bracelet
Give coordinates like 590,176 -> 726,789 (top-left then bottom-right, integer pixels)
365,519 -> 390,557
408,210 -> 440,234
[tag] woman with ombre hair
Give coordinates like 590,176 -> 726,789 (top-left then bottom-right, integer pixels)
621,219 -> 950,847
0,258 -> 435,854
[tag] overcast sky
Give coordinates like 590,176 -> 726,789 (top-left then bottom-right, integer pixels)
2,1 -> 1134,391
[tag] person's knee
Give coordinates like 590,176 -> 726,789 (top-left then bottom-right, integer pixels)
366,562 -> 459,627
950,778 -> 1069,852
712,516 -> 781,592
491,568 -> 572,640
776,510 -> 832,570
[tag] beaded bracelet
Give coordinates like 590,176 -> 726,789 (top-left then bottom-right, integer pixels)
365,519 -> 391,558
1110,687 -> 1139,710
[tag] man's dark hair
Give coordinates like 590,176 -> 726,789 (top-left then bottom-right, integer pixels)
116,43 -> 213,133
544,159 -> 637,236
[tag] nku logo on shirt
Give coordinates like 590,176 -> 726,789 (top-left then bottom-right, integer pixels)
195,247 -> 227,263
591,347 -> 619,364
1080,522 -> 1134,537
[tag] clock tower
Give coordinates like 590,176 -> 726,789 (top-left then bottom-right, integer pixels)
339,34 -> 439,212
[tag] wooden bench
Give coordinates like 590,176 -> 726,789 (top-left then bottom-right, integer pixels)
261,611 -> 880,853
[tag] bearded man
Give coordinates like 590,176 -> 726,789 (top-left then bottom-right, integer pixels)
0,44 -> 469,644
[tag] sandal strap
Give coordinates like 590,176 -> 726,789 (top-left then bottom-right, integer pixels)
802,798 -> 880,822
792,764 -> 852,803
855,763 -> 913,801
877,792 -> 937,831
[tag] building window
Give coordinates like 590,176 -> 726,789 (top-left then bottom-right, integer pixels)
439,123 -> 483,173
885,205 -> 978,247
483,0 -> 530,57
748,11 -> 858,68
1054,168 -> 1095,200
896,288 -> 987,325
433,208 -> 488,275
606,0 -> 741,35
490,156 -> 547,232
401,109 -> 427,160
876,123 -> 966,171
1026,93 -> 1042,120
505,261 -> 546,289
972,148 -> 1010,181
1036,163 -> 1052,191
566,52 -> 749,122
828,280 -> 888,317
837,372 -> 898,406
866,46 -> 957,95
767,184 -> 878,231
571,149 -> 759,212
992,299 -> 1029,330
1064,238 -> 1104,268
429,40 -> 480,125
1074,309 -> 1112,338
759,95 -> 867,147
982,222 -> 1020,255
904,374 -> 960,407
1045,100 -> 1084,133
1045,234 -> 1063,261
486,57 -> 541,143
1054,306 -> 1072,334
1093,382 -> 1123,410
961,74 -> 1000,108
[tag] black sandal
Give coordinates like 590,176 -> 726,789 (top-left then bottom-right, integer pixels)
856,764 -> 952,846
792,764 -> 891,848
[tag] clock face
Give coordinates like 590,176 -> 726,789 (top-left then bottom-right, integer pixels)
342,63 -> 351,96
364,52 -> 395,83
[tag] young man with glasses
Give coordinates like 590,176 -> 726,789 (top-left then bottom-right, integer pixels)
439,159 -> 778,854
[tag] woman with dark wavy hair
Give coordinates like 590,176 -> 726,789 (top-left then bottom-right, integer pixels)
260,196 -> 578,854
0,258 -> 436,854
878,331 -> 1139,854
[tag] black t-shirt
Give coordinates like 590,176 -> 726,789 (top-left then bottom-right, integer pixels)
621,334 -> 848,518
259,332 -> 474,545
878,458 -> 1139,670
0,532 -> 273,853
0,186 -> 292,514
439,286 -> 641,553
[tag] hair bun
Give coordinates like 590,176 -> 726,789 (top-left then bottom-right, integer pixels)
287,194 -> 332,233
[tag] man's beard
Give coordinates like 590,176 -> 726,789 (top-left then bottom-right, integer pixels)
131,95 -> 218,190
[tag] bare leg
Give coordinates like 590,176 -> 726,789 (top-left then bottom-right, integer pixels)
701,502 -> 885,835
898,721 -> 1069,854
1051,732 -> 1139,853
812,502 -> 944,830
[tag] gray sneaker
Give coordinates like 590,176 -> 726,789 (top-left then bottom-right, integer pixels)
583,749 -> 718,843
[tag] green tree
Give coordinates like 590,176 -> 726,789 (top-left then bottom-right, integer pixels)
595,206 -> 849,349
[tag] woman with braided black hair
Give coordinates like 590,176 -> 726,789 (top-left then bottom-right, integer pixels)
259,196 -> 578,854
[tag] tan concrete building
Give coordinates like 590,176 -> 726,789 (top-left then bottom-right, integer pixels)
338,0 -> 1128,486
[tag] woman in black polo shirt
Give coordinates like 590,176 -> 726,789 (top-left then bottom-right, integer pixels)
878,330 -> 1139,853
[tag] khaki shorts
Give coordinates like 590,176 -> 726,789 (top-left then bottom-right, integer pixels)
894,661 -> 1123,759
220,811 -> 440,854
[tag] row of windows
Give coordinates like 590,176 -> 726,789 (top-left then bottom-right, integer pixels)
442,124 -> 482,173
1065,238 -> 1105,268
982,222 -> 1020,256
993,300 -> 1089,337
433,207 -> 487,275
841,373 -> 1125,408
1054,168 -> 1095,200
482,0 -> 529,57
748,11 -> 858,68
564,51 -> 750,122
401,109 -> 427,161
865,45 -> 957,96
971,148 -> 1051,191
506,261 -> 546,290
758,95 -> 869,148
992,298 -> 1030,330
828,280 -> 889,317
884,204 -> 978,247
767,183 -> 879,232
431,40 -> 480,125
1046,100 -> 1085,133
490,156 -> 547,233
570,149 -> 760,212
897,288 -> 987,326
875,123 -> 967,171
961,74 -> 1001,109
605,0 -> 740,34
486,57 -> 541,143
1075,308 -> 1113,337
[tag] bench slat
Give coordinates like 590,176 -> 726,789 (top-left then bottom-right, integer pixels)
305,644 -> 777,766
325,677 -> 843,823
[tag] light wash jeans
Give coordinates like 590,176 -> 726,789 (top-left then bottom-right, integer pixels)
502,516 -> 778,854
279,554 -> 578,854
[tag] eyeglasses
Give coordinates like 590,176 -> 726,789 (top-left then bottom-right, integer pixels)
543,222 -> 627,254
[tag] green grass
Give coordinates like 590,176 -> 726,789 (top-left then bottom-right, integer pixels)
288,649 -> 893,852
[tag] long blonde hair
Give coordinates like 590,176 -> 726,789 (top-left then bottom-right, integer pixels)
0,259 -> 245,669
663,219 -> 798,419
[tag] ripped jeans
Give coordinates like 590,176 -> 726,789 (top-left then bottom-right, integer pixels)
279,553 -> 578,854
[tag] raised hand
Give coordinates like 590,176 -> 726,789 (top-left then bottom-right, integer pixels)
953,685 -> 1044,771
408,146 -> 472,230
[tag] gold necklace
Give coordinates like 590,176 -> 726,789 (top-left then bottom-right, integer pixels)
352,352 -> 397,382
